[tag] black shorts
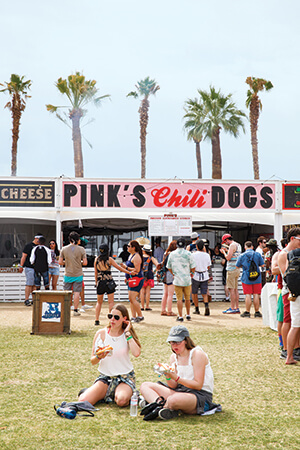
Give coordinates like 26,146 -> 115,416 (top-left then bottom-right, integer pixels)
97,280 -> 116,295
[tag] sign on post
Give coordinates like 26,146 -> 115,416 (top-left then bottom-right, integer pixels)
148,214 -> 192,237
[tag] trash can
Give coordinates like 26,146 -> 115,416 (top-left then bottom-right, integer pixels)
31,290 -> 72,335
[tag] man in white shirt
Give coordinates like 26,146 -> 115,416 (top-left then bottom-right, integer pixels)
256,236 -> 267,286
191,240 -> 212,316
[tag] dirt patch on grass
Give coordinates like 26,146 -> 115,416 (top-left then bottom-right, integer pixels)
0,301 -> 267,332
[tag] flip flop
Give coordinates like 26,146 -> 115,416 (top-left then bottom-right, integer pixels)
161,311 -> 168,316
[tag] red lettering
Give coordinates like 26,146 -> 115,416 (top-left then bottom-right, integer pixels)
151,186 -> 207,208
151,187 -> 171,207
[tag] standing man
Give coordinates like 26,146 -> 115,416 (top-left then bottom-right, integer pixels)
166,238 -> 196,322
153,239 -> 164,263
30,236 -> 52,291
186,232 -> 199,252
236,241 -> 264,318
220,234 -> 242,314
59,232 -> 88,316
19,233 -> 43,306
278,227 -> 300,365
192,240 -> 212,316
256,236 -> 267,287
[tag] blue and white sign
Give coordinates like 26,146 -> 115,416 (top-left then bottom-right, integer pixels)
41,302 -> 61,322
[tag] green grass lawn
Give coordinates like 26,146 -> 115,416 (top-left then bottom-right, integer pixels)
0,305 -> 299,449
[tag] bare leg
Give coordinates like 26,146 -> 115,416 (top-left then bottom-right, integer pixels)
25,285 -> 34,301
244,294 -> 252,312
107,292 -> 114,312
286,327 -> 300,364
140,287 -> 145,309
79,381 -> 108,405
80,286 -> 85,306
114,383 -> 133,407
52,274 -> 59,290
140,382 -> 175,403
161,284 -> 168,313
129,290 -> 143,317
145,285 -> 151,309
282,322 -> 291,350
167,285 -> 175,313
95,295 -> 104,321
192,293 -> 199,308
165,392 -> 197,415
73,291 -> 80,310
253,293 -> 260,312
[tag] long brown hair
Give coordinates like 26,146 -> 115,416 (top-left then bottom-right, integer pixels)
109,304 -> 141,348
129,240 -> 143,270
166,240 -> 177,254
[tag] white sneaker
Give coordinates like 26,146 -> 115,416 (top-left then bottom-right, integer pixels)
71,305 -> 74,310
82,304 -> 93,309
79,308 -> 86,313
73,310 -> 81,316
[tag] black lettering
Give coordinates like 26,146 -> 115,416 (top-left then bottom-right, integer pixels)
211,186 -> 225,208
260,186 -> 273,209
80,184 -> 87,207
133,185 -> 146,207
244,186 -> 257,208
108,185 -> 120,207
90,185 -> 104,207
228,186 -> 240,208
64,184 -> 77,207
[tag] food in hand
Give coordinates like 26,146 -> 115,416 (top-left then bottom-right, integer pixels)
96,345 -> 113,357
153,363 -> 175,375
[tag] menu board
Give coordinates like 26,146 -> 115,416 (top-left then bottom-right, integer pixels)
148,215 -> 192,236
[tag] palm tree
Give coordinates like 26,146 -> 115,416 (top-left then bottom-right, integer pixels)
246,77 -> 273,179
127,77 -> 160,178
46,72 -> 110,178
0,74 -> 32,176
183,98 -> 205,178
198,86 -> 246,179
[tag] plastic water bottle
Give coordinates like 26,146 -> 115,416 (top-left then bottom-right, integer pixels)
130,391 -> 138,416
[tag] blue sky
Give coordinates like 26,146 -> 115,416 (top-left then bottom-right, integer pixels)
1,0 -> 299,181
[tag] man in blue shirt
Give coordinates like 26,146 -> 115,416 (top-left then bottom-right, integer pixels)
236,241 -> 265,318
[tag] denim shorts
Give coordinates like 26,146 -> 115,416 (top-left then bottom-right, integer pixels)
34,271 -> 49,287
24,267 -> 35,286
49,267 -> 60,276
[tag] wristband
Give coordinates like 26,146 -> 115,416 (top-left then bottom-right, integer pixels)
126,335 -> 133,341
95,354 -> 100,360
175,376 -> 180,382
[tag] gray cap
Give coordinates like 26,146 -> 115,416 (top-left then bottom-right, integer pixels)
166,325 -> 190,342
191,232 -> 198,239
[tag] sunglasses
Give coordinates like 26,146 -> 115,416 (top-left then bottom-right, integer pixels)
169,340 -> 184,345
108,313 -> 121,321
292,236 -> 300,241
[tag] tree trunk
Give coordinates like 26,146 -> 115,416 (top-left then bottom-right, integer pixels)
139,98 -> 149,179
194,139 -> 202,178
71,110 -> 84,178
211,127 -> 222,179
11,93 -> 22,176
250,96 -> 260,180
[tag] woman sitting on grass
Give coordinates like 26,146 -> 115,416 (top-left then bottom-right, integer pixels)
79,304 -> 141,406
140,325 -> 221,420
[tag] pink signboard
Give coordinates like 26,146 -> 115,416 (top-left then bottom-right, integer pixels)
63,181 -> 276,210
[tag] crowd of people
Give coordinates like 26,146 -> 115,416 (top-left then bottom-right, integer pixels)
18,227 -> 300,422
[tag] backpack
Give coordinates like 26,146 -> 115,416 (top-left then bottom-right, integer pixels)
284,249 -> 300,297
248,253 -> 260,281
143,257 -> 151,279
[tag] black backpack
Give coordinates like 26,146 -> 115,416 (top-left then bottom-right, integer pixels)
248,253 -> 260,281
284,249 -> 300,297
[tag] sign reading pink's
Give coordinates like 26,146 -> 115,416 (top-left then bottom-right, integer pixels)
63,181 -> 276,210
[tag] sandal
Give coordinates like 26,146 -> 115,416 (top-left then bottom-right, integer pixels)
141,396 -> 166,416
161,311 -> 168,316
167,312 -> 176,316
145,308 -> 152,311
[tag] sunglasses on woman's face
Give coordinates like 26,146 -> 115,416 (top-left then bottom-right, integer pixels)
108,313 -> 121,321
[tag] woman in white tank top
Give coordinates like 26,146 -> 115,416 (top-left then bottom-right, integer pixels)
140,325 -> 221,420
79,304 -> 141,406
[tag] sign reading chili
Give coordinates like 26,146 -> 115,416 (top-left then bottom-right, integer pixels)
63,181 -> 275,210
0,181 -> 55,207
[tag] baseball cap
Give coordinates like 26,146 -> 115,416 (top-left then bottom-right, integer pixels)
266,238 -> 277,246
191,232 -> 198,239
166,325 -> 190,342
222,233 -> 232,243
177,238 -> 186,248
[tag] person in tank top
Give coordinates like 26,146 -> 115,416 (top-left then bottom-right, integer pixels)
140,326 -> 221,420
78,304 -> 141,406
